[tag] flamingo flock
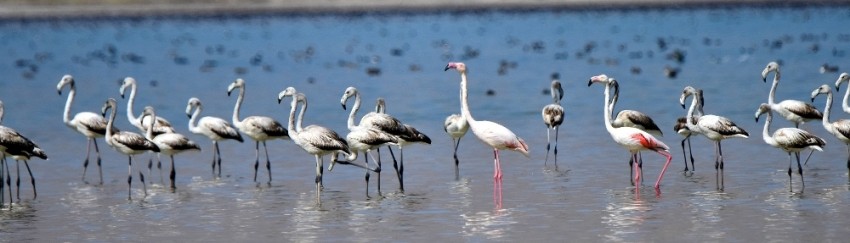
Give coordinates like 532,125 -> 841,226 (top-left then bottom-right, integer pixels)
2,61 -> 849,207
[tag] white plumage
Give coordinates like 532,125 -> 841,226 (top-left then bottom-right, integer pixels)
542,79 -> 564,165
444,113 -> 468,172
811,84 -> 850,169
835,72 -> 850,114
755,103 -> 825,192
142,106 -> 200,191
761,62 -> 823,127
186,97 -> 243,178
0,101 -> 47,202
227,78 -> 288,183
608,79 -> 662,136
57,74 -> 112,184
102,98 -> 159,200
119,77 -> 175,135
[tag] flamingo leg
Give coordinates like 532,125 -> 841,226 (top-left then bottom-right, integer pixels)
211,141 -> 219,177
628,154 -> 634,186
787,152 -> 793,192
263,141 -> 272,183
0,158 -> 4,207
147,154 -> 154,185
93,138 -> 103,185
633,153 -> 641,187
82,138 -> 92,183
253,141 -> 260,182
128,155 -> 133,200
803,149 -> 816,166
718,141 -> 724,190
157,153 -> 163,185
453,137 -> 461,180
364,152 -> 370,198
15,160 -> 20,202
314,154 -> 322,204
687,136 -> 695,171
554,125 -> 560,166
170,155 -> 176,192
216,142 -> 223,177
493,149 -> 503,180
638,152 -> 644,184
388,146 -> 404,192
4,159 -> 10,208
376,147 -> 383,194
654,150 -> 673,189
545,127 -> 551,165
847,145 -> 850,171
796,152 -> 804,192
680,138 -> 689,172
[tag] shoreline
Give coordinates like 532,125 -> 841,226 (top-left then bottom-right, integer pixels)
0,0 -> 848,20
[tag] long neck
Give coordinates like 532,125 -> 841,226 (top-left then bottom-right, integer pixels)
459,70 -> 476,123
146,110 -> 155,139
762,110 -> 778,147
347,93 -> 361,130
297,98 -> 307,132
232,87 -> 245,126
843,82 -> 850,113
602,82 -> 615,133
287,98 -> 298,136
62,83 -> 75,125
685,93 -> 699,129
106,106 -> 116,139
126,82 -> 139,124
551,86 -> 560,104
188,105 -> 201,133
608,90 -> 617,119
768,70 -> 780,105
823,91 -> 833,130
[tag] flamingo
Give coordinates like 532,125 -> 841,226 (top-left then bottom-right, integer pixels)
835,72 -> 850,114
673,91 -> 703,172
588,74 -> 672,189
760,62 -> 823,127
57,74 -> 113,184
811,84 -> 850,170
341,87 -> 430,192
542,79 -> 564,165
608,79 -> 664,179
278,88 -> 357,204
227,78 -> 288,183
755,103 -> 825,192
444,62 -> 530,181
141,106 -> 200,191
186,97 -> 244,178
444,114 -> 468,177
339,89 -> 399,196
120,77 -> 175,181
680,86 -> 748,190
0,101 -> 47,202
102,98 -> 160,200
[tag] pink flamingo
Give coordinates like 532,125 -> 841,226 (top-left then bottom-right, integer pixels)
588,74 -> 672,189
445,62 -> 529,181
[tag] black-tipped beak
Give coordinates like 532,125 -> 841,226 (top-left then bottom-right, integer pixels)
187,114 -> 192,118
811,97 -> 815,102
227,91 -> 232,96
444,64 -> 451,71
762,77 -> 767,82
837,86 -> 841,92
341,104 -> 347,110
681,104 -> 685,109
277,98 -> 282,104
755,117 -> 759,123
586,80 -> 593,87
120,94 -> 125,99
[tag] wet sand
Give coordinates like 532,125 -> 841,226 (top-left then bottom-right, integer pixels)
0,0 -> 848,19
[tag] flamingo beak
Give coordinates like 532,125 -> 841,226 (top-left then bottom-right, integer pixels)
586,80 -> 593,87
341,104 -> 347,110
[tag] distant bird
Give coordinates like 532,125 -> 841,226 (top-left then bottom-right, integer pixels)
278,88 -> 355,204
811,84 -> 850,170
755,103 -> 825,192
142,106 -> 200,191
445,62 -> 529,182
227,78 -> 288,183
589,74 -> 672,189
673,91 -> 704,172
761,62 -> 823,127
119,77 -> 175,135
186,97 -> 244,178
608,79 -> 664,177
57,74 -> 112,184
102,98 -> 159,200
680,86 -> 748,190
834,72 -> 850,114
0,101 -> 47,201
542,79 -> 564,165
341,87 -> 430,192
444,114 -> 468,176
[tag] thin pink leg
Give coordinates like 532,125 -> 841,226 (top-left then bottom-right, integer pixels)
493,149 -> 503,180
493,177 -> 503,210
654,150 -> 673,189
633,153 -> 641,186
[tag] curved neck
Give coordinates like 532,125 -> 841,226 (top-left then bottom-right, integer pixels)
297,98 -> 307,132
287,97 -> 298,136
126,82 -> 139,124
459,70 -> 476,123
768,70 -> 780,105
602,82 -> 615,133
232,86 -> 245,126
146,110 -> 155,139
762,110 -> 778,147
347,93 -> 361,130
685,93 -> 699,129
823,91 -> 833,129
188,105 -> 201,132
551,86 -> 560,104
62,82 -> 75,125
842,82 -> 850,113
106,105 -> 116,139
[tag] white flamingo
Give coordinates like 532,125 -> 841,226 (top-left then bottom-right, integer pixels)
341,87 -> 430,193
834,72 -> 850,114
186,97 -> 244,178
673,91 -> 703,172
119,77 -> 175,135
542,79 -> 564,165
761,62 -> 823,127
444,114 -> 468,176
445,62 -> 530,181
278,88 -> 355,204
0,101 -> 47,202
339,89 -> 398,196
811,84 -> 850,170
102,98 -> 159,200
227,78 -> 288,183
588,74 -> 672,189
755,103 -> 825,192
142,106 -> 200,191
680,86 -> 748,190
57,74 -> 112,184
608,79 -> 664,179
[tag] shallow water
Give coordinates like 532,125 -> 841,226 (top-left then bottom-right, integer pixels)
0,6 -> 850,241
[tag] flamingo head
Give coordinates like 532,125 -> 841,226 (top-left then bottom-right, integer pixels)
340,86 -> 358,110
227,78 -> 245,96
119,77 -> 135,99
277,86 -> 297,104
444,62 -> 466,73
550,80 -> 563,101
679,86 -> 699,109
186,97 -> 202,117
754,103 -> 771,122
56,74 -> 74,95
811,84 -> 830,102
587,74 -> 609,87
761,61 -> 779,82
101,98 -> 117,117
835,72 -> 849,92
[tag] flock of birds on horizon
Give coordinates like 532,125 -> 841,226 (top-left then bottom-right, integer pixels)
0,61 -> 848,207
